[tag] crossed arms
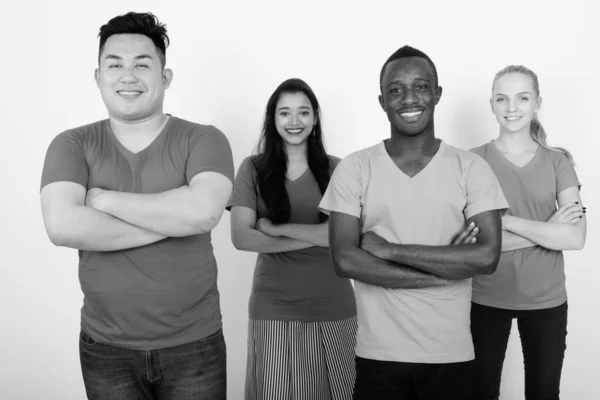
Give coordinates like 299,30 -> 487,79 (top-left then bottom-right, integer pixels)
499,186 -> 586,252
329,209 -> 503,289
230,206 -> 328,253
41,172 -> 233,251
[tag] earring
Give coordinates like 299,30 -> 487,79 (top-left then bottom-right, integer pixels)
312,128 -> 316,137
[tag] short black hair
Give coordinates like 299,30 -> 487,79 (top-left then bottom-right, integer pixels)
379,45 -> 438,92
98,12 -> 169,68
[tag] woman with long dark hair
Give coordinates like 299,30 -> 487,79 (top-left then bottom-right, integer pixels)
471,65 -> 587,400
227,78 -> 357,399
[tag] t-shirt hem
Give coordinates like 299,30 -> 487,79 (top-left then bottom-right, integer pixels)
249,310 -> 357,322
356,350 -> 474,364
471,296 -> 568,311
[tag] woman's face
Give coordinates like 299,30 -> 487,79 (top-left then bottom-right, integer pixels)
491,72 -> 541,133
274,92 -> 316,148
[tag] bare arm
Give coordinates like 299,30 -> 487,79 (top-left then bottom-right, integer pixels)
329,212 -> 449,289
502,231 -> 536,252
361,210 -> 503,280
256,218 -> 329,247
230,206 -> 314,253
503,187 -> 586,251
41,181 -> 166,251
87,172 -> 232,237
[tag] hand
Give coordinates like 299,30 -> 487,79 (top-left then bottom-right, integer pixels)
547,202 -> 585,224
361,231 -> 389,258
451,222 -> 479,245
85,188 -> 107,211
256,218 -> 280,237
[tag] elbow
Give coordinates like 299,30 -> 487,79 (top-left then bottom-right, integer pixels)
189,211 -> 223,235
478,246 -> 501,275
570,235 -> 586,251
331,249 -> 352,278
45,223 -> 71,247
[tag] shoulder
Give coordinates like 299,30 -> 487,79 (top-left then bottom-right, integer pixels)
170,116 -> 230,143
341,143 -> 381,166
443,141 -> 487,166
326,154 -> 342,171
469,141 -> 492,159
49,119 -> 107,148
541,147 -> 573,167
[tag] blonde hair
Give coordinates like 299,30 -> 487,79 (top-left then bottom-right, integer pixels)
493,65 -> 575,165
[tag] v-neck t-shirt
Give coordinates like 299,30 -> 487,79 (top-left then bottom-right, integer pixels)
41,116 -> 234,350
319,140 -> 508,363
471,142 -> 580,310
227,156 -> 357,322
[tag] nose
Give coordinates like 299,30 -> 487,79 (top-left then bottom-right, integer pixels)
402,88 -> 418,106
290,113 -> 300,126
119,66 -> 139,83
507,98 -> 517,112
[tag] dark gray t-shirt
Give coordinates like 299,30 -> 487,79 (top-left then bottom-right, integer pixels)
227,156 -> 356,322
41,116 -> 234,350
471,142 -> 580,310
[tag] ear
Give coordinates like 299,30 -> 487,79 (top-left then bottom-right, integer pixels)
489,97 -> 494,113
162,68 -> 174,88
434,85 -> 443,105
378,94 -> 386,112
535,96 -> 542,114
94,68 -> 100,88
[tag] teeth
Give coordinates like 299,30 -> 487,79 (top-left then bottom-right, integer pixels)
401,111 -> 422,118
506,117 -> 521,121
286,129 -> 303,134
118,91 -> 141,95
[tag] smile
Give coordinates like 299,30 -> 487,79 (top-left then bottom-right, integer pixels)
285,128 -> 304,135
505,116 -> 521,121
399,110 -> 423,120
117,91 -> 143,98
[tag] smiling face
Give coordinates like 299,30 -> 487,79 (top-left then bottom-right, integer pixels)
95,33 -> 172,122
491,72 -> 541,133
379,57 -> 442,137
274,92 -> 316,148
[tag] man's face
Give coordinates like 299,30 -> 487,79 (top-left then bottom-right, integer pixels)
379,57 -> 442,136
95,34 -> 171,122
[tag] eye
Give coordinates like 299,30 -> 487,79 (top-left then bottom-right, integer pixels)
520,96 -> 529,101
495,98 -> 505,103
390,88 -> 403,94
108,64 -> 121,69
300,111 -> 311,116
416,84 -> 429,90
136,64 -> 149,69
279,111 -> 289,117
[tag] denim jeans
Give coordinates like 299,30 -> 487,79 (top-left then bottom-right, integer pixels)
353,356 -> 473,400
471,302 -> 568,400
79,328 -> 227,399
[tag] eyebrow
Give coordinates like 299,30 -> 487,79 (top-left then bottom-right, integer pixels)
104,54 -> 154,61
277,106 -> 312,111
386,77 -> 430,88
495,91 -> 532,96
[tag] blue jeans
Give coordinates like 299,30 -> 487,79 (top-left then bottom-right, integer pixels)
471,302 -> 568,400
79,328 -> 227,399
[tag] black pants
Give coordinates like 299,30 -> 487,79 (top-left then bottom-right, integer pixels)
353,356 -> 473,400
471,302 -> 568,400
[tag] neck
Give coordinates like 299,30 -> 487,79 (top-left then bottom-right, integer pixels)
284,142 -> 308,163
387,127 -> 439,157
495,126 -> 537,151
109,112 -> 168,137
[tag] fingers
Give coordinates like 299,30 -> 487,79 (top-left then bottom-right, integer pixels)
462,226 -> 479,244
452,222 -> 478,245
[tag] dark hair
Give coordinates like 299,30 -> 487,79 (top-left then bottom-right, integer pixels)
253,78 -> 332,224
493,65 -> 575,165
98,12 -> 169,68
379,45 -> 439,92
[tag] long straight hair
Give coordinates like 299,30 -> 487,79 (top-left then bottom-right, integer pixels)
493,65 -> 575,165
253,78 -> 331,224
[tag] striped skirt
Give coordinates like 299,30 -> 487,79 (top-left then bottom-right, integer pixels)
245,317 -> 358,400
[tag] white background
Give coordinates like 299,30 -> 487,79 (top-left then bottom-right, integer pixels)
2,1 -> 599,399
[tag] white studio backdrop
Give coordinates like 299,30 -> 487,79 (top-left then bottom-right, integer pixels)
2,0 -> 598,399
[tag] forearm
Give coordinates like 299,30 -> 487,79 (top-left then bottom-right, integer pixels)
377,243 -> 499,280
233,228 -> 313,253
47,205 -> 166,251
333,246 -> 449,289
502,231 -> 536,252
504,216 -> 585,251
99,187 -> 221,237
276,222 -> 329,247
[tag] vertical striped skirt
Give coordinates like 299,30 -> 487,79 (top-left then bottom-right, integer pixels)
245,316 -> 358,400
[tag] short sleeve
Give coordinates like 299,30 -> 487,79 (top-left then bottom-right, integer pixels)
186,125 -> 234,184
464,155 -> 509,220
319,153 -> 363,218
553,152 -> 580,193
40,130 -> 88,190
227,157 -> 258,211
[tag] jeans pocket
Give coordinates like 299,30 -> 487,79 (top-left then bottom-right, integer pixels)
80,329 -> 98,346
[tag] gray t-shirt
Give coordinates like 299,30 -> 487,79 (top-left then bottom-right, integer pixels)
41,116 -> 234,350
471,142 -> 580,310
227,156 -> 356,322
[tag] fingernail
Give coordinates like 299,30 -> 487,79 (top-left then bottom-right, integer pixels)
583,210 -> 586,213
576,202 -> 579,204
473,227 -> 479,231
580,216 -> 583,218
469,222 -> 475,227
